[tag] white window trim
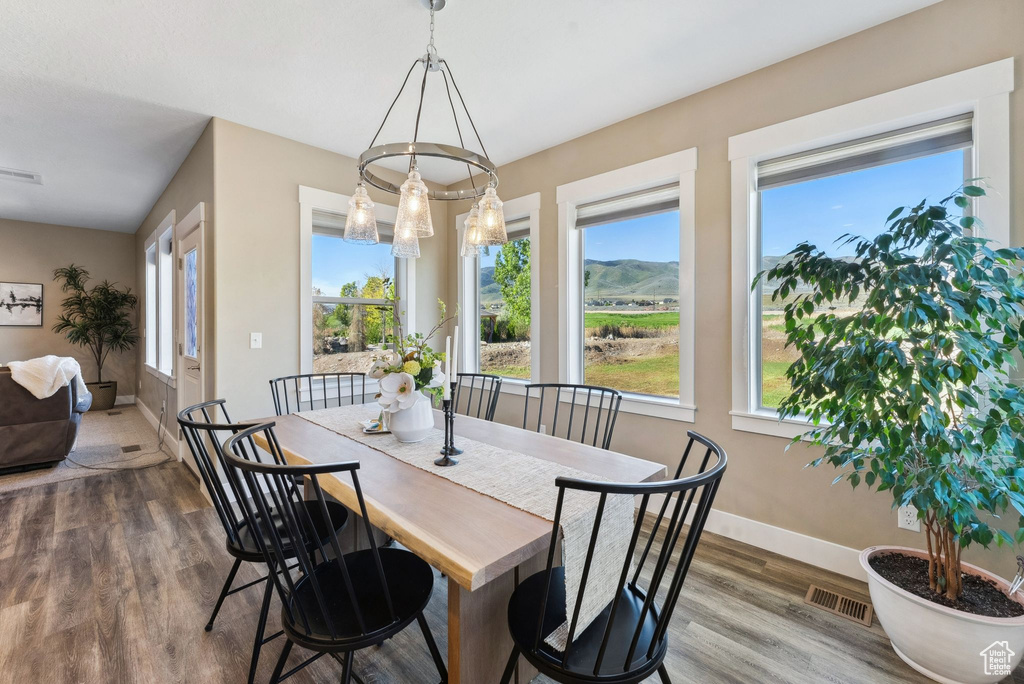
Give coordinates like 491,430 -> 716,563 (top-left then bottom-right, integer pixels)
457,192 -> 542,385
728,58 -> 1014,439
143,209 -> 176,388
299,185 -> 414,378
556,149 -> 698,423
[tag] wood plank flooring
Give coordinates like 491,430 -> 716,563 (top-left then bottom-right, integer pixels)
0,460 -> 1019,683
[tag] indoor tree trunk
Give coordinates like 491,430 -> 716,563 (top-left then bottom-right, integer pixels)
925,511 -> 964,601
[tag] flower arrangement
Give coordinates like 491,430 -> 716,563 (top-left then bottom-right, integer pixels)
369,295 -> 455,412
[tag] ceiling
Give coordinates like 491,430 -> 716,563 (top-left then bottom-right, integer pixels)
0,0 -> 939,233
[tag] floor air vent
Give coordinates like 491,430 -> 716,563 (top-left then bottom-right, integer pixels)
804,585 -> 873,627
121,444 -> 141,453
107,410 -> 122,416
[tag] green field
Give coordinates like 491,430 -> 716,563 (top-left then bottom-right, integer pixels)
585,353 -> 679,397
481,363 -> 531,379
583,311 -> 679,330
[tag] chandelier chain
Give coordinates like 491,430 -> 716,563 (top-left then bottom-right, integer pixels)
427,2 -> 437,55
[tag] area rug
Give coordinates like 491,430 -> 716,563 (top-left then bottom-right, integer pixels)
0,405 -> 174,494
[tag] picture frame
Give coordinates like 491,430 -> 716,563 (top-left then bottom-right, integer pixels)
0,282 -> 44,327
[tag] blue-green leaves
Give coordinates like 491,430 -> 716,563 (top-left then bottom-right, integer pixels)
755,186 -> 1024,560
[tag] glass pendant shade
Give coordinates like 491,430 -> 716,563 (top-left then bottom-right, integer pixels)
395,169 -> 433,238
460,205 -> 489,258
391,225 -> 421,259
476,186 -> 508,246
343,184 -> 379,244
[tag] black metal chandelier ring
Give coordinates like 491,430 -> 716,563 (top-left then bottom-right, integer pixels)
358,142 -> 497,201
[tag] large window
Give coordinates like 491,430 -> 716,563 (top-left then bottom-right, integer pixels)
311,210 -> 397,374
478,218 -> 531,379
581,206 -> 680,397
458,193 -> 540,383
557,150 -> 697,421
757,141 -> 969,410
730,60 -> 1013,438
144,211 -> 175,381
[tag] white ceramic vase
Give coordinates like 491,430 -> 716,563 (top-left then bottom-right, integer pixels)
386,390 -> 434,443
861,546 -> 1024,684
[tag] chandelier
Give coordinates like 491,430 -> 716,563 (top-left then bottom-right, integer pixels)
345,0 -> 507,258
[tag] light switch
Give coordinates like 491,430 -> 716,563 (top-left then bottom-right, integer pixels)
250,332 -> 262,349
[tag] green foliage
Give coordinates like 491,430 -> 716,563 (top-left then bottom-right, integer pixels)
52,264 -> 139,382
493,238 -> 531,333
756,187 -> 1024,581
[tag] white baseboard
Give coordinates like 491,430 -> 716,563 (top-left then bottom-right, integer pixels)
137,399 -> 179,456
641,495 -> 864,581
114,394 -> 135,406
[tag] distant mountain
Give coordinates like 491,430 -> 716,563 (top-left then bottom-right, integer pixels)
479,258 -> 681,306
583,259 -> 679,298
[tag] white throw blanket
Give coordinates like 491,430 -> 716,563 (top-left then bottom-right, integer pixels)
6,355 -> 89,400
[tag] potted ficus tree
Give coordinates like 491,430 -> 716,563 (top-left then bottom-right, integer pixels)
52,264 -> 139,411
758,186 -> 1024,683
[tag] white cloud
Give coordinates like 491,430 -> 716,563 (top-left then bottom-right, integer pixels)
831,204 -> 844,210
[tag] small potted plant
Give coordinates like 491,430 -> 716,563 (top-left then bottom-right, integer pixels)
52,264 -> 139,411
369,295 -> 452,443
758,186 -> 1024,683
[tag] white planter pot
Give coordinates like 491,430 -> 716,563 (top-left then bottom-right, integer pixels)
862,546 -> 1024,684
386,391 -> 434,443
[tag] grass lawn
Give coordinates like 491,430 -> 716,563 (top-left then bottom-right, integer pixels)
585,353 -> 679,397
761,360 -> 794,409
482,364 -> 531,379
583,311 -> 679,330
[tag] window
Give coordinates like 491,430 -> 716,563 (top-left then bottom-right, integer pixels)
478,219 -> 531,379
557,150 -> 697,421
730,60 -> 1013,438
580,191 -> 680,398
144,210 -> 175,382
311,210 -> 397,374
299,185 -> 412,379
458,193 -> 541,383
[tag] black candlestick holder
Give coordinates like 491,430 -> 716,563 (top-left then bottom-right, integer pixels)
435,384 -> 462,466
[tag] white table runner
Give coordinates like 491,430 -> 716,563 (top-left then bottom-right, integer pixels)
295,404 -> 635,651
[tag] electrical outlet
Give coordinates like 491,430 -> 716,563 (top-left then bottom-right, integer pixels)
898,504 -> 920,532
250,332 -> 262,349
540,424 -> 547,435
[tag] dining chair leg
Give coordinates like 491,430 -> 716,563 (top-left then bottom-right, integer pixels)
269,639 -> 293,684
205,557 -> 242,631
499,645 -> 519,684
247,575 -> 275,684
416,612 -> 448,682
658,663 -> 672,684
340,650 -> 354,684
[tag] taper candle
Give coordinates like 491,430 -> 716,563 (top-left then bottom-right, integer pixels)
443,336 -> 452,400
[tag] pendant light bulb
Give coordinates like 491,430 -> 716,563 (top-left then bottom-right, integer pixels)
343,183 -> 379,244
460,204 -> 489,257
395,169 -> 433,238
476,186 -> 508,246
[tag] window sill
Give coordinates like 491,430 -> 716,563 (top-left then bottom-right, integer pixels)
145,364 -> 176,388
729,410 -> 820,439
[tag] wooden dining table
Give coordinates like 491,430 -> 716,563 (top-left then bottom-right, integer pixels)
251,404 -> 666,684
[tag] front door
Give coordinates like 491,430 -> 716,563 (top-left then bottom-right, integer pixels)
177,226 -> 203,475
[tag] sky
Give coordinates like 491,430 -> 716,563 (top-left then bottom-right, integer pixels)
312,234 -> 393,295
761,149 -> 966,258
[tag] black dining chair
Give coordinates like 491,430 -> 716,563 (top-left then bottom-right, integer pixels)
453,372 -> 502,421
499,431 -> 727,684
221,423 -> 448,684
177,400 -> 350,684
270,372 -> 369,415
522,383 -> 623,450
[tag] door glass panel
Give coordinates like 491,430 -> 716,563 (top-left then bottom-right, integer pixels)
184,248 -> 198,358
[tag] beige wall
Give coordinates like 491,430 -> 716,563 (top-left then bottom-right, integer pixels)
0,218 -> 136,391
447,0 -> 1023,571
210,118 -> 450,420
134,119 -> 215,419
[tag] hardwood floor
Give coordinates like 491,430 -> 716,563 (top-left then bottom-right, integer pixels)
0,460 -> 1019,683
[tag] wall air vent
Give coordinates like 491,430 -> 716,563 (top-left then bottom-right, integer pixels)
0,167 -> 43,184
